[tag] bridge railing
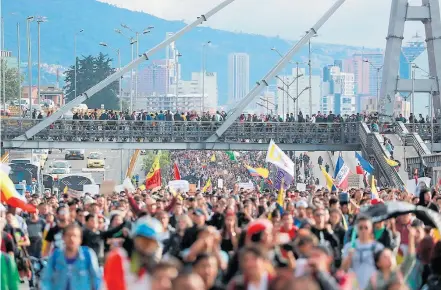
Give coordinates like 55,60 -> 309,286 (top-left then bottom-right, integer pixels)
359,122 -> 405,188
405,123 -> 441,142
1,119 -> 360,145
394,122 -> 431,156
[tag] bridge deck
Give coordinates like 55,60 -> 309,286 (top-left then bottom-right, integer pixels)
1,119 -> 361,151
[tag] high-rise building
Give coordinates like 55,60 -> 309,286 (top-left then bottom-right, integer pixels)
343,55 -> 370,95
194,72 -> 218,111
137,59 -> 169,96
321,66 -> 356,115
172,72 -> 218,112
228,53 -> 250,103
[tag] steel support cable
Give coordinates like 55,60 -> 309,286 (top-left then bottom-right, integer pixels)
206,0 -> 348,142
14,0 -> 236,141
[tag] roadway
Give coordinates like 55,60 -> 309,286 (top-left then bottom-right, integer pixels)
44,149 -> 132,187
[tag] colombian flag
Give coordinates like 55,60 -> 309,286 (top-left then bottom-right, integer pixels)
276,179 -> 285,214
0,164 -> 36,213
245,165 -> 269,179
202,178 -> 212,193
145,154 -> 161,189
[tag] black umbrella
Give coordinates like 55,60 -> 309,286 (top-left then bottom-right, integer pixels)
360,201 -> 441,230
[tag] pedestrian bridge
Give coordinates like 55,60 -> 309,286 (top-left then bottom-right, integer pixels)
0,118 -> 434,188
1,119 -> 361,151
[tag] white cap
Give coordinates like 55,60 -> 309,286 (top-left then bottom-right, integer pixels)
296,200 -> 308,208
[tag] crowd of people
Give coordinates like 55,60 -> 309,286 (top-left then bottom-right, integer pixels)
31,107 -> 382,124
167,150 -> 320,190
2,148 -> 441,290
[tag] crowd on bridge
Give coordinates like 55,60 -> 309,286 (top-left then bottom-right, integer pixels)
28,107 -> 386,124
2,147 -> 441,290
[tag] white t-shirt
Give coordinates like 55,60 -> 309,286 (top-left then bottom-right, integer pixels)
247,273 -> 269,290
342,240 -> 384,290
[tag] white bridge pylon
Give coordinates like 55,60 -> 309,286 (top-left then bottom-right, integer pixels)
381,0 -> 441,119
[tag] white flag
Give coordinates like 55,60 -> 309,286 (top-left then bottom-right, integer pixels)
265,140 -> 295,177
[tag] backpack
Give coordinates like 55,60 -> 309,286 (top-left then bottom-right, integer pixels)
354,243 -> 376,265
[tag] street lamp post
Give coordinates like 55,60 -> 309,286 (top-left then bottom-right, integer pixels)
271,48 -> 286,117
99,42 -> 122,111
259,97 -> 277,115
17,22 -> 21,111
278,86 -> 310,108
175,51 -> 182,110
256,102 -> 273,115
120,24 -> 153,111
306,32 -> 318,116
1,16 -> 5,111
26,16 -> 34,115
364,59 -> 383,112
275,73 -> 303,115
36,16 -> 47,108
272,47 -> 308,118
115,28 -> 144,112
201,41 -> 211,113
74,29 -> 84,100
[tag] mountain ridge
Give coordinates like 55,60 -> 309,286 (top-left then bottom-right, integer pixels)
3,0 -> 379,104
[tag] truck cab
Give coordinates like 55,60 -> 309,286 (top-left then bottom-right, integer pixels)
14,183 -> 26,196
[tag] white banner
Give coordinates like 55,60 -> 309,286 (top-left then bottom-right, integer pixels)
237,182 -> 254,190
168,180 -> 190,193
266,140 -> 294,177
217,179 -> 224,189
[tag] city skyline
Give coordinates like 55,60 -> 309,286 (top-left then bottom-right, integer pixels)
100,0 -> 432,47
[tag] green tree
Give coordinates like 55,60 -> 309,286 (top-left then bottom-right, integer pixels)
141,151 -> 172,183
1,60 -> 22,103
64,53 -> 119,109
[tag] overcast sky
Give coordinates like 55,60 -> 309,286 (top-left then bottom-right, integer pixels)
99,0 -> 435,48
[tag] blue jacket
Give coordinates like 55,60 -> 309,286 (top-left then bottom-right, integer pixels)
41,246 -> 102,290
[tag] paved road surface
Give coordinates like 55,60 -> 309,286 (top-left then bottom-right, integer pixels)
44,149 -> 131,187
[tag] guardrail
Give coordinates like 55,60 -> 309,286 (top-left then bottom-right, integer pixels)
405,123 -> 441,143
1,119 -> 361,145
